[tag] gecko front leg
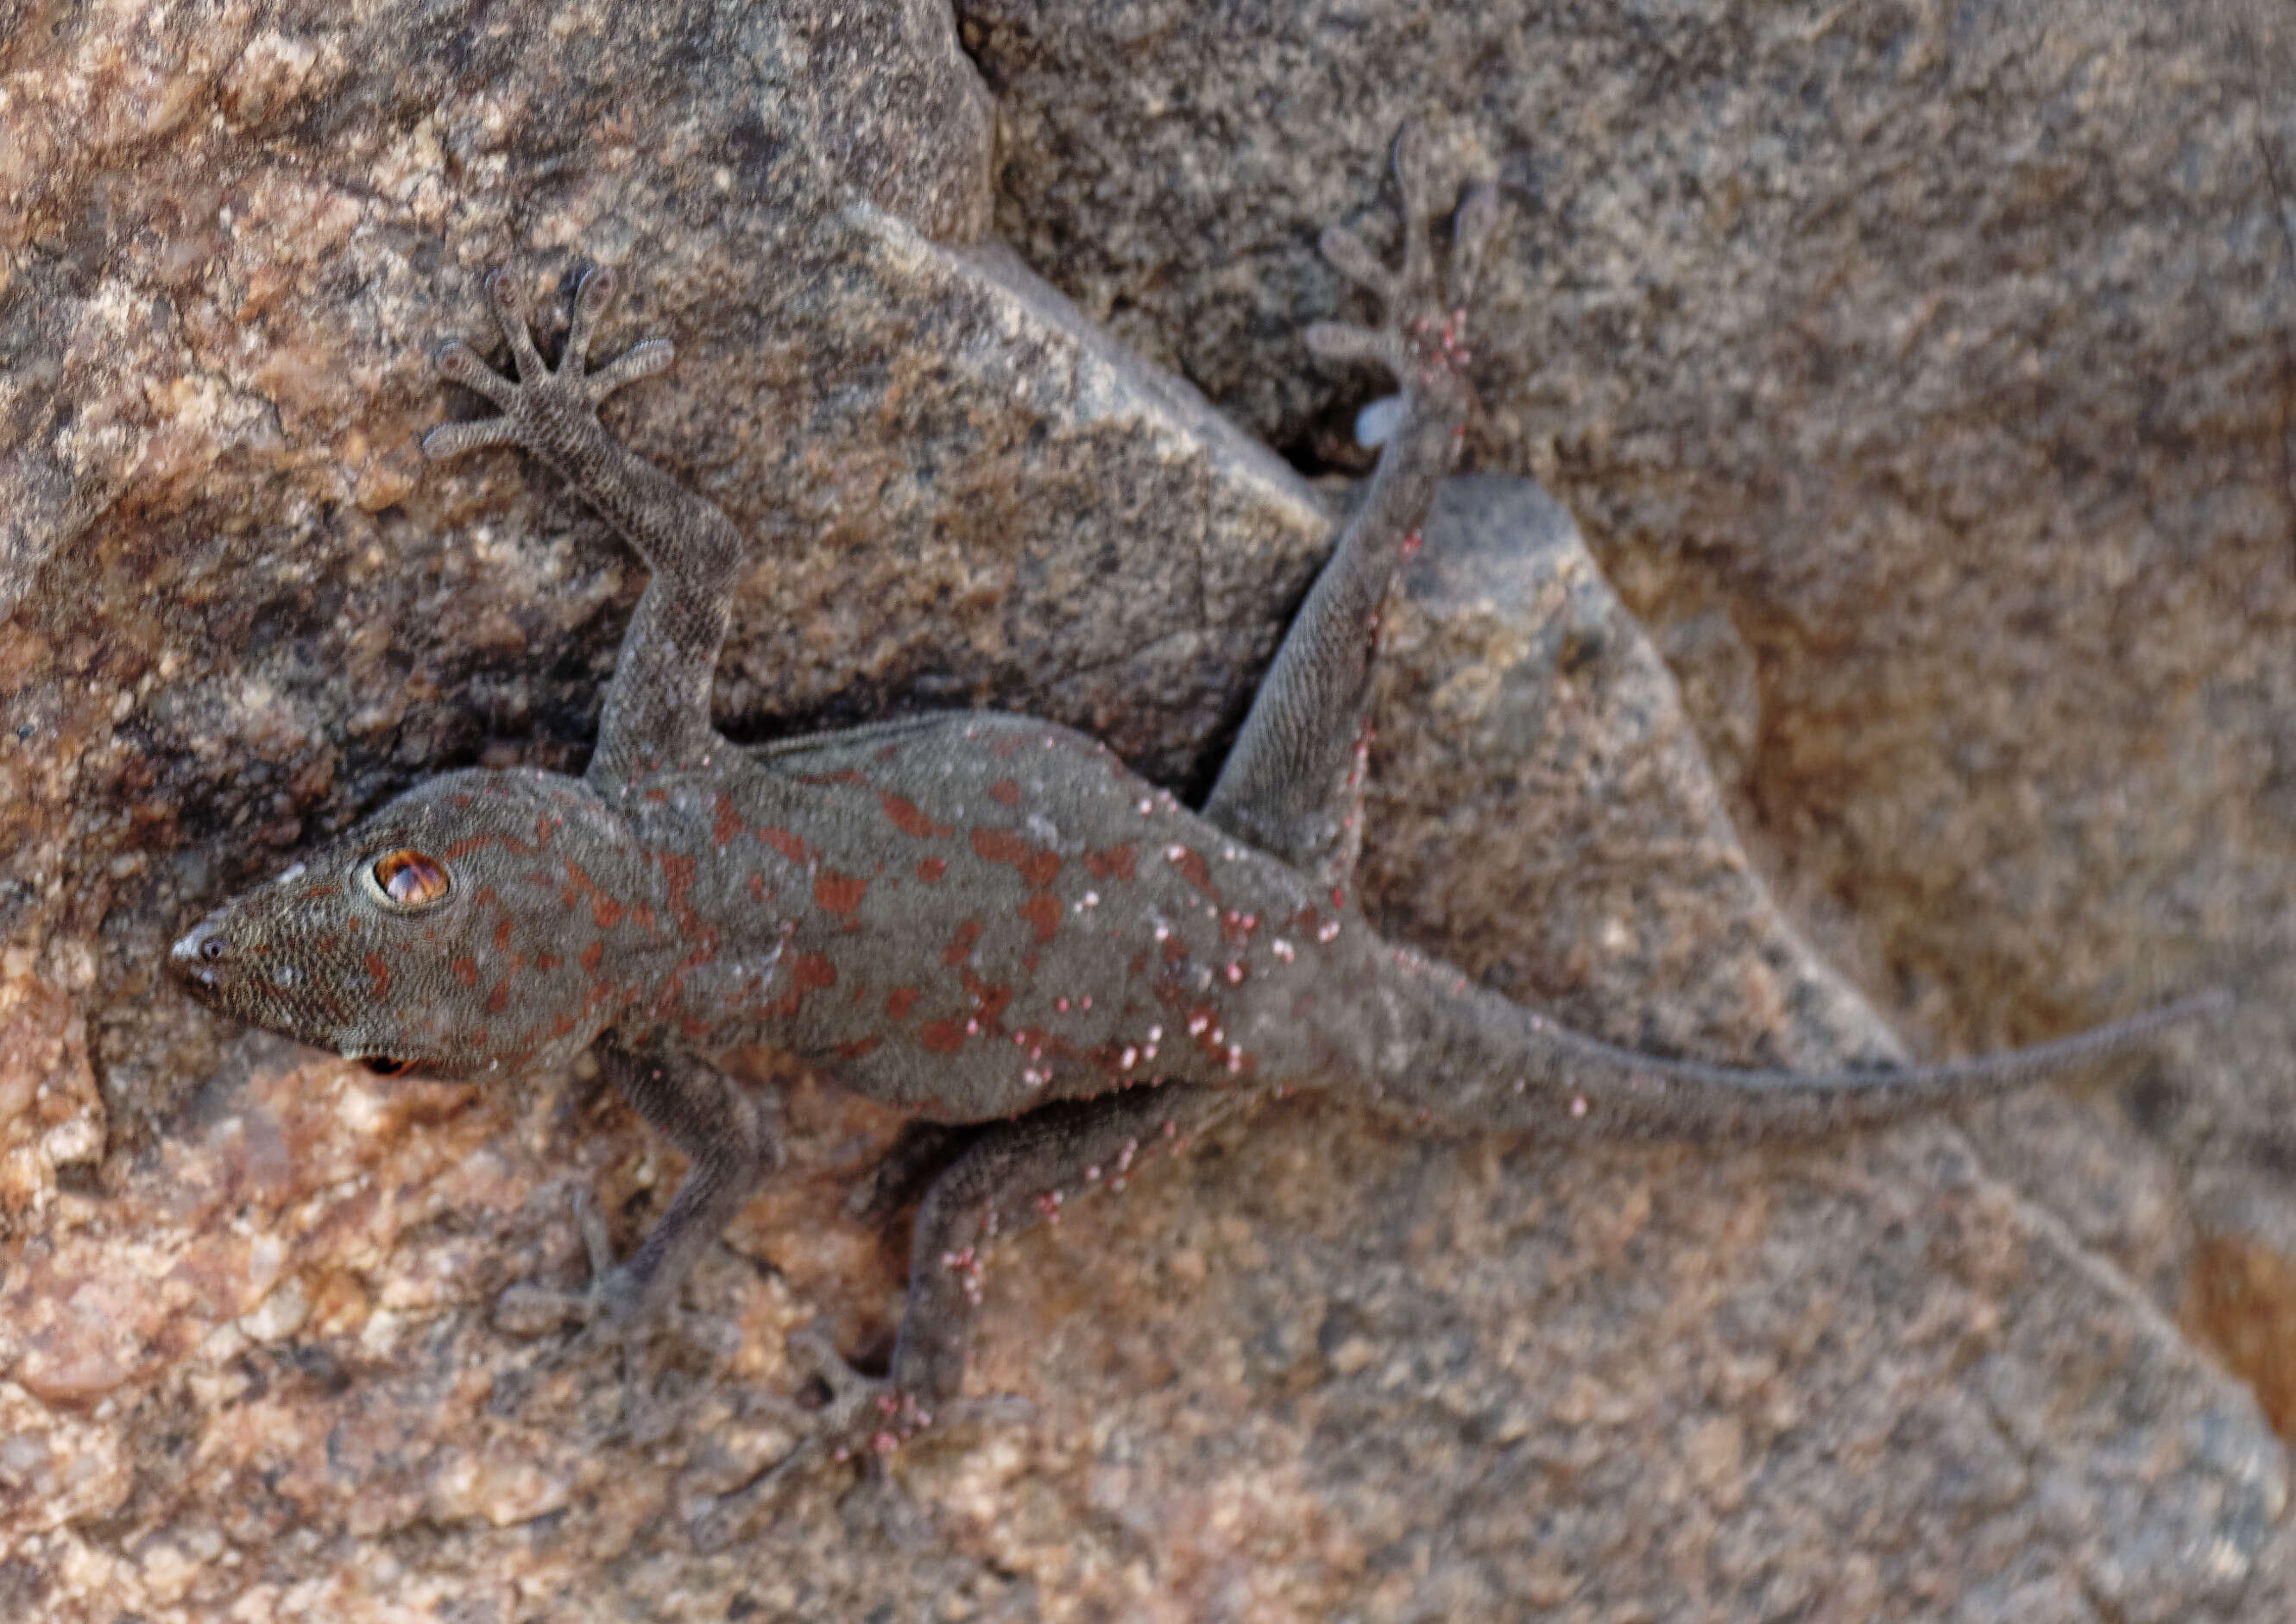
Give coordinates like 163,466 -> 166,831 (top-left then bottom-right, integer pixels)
424,264 -> 748,788
495,1033 -> 785,1339
493,1035 -> 783,1437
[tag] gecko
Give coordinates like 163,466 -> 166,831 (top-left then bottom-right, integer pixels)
168,127 -> 2220,1501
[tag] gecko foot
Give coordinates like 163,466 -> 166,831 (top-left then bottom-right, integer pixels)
421,262 -> 675,464
489,1186 -> 741,1443
684,1318 -> 1032,1551
1305,121 -> 1502,416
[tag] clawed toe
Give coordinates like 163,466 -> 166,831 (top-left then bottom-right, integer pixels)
486,266 -> 549,379
1319,223 -> 1402,306
1304,319 -> 1408,375
431,338 -> 512,401
583,336 -> 675,401
420,415 -> 521,460
1448,182 -> 1502,304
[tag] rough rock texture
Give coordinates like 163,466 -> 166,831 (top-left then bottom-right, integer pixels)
966,0 -> 2296,1455
3,1 -> 2292,1620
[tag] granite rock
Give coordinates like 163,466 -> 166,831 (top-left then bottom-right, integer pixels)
3,1 -> 2293,1619
967,0 -> 2296,1510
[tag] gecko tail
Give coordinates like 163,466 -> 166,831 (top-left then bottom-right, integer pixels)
1372,950 -> 2228,1142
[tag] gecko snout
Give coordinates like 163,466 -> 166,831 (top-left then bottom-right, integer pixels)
169,919 -> 232,986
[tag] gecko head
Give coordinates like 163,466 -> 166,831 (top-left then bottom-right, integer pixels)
171,768 -> 657,1080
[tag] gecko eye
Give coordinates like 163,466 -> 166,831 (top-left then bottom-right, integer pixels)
361,1055 -> 417,1077
369,849 -> 451,911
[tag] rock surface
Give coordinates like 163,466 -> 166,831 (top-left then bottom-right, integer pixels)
3,1 -> 2292,1620
967,0 -> 2296,1476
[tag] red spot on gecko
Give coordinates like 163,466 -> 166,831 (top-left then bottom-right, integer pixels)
917,856 -> 947,883
988,778 -> 1023,806
836,1037 -> 880,1060
814,869 -> 868,914
969,979 -> 1013,1028
793,953 -> 837,992
452,957 -> 478,987
533,952 -> 560,972
968,826 -> 1025,868
495,917 -> 514,952
886,986 -> 919,1020
748,873 -> 768,903
969,826 -> 1061,888
880,793 -> 951,838
713,794 -> 742,848
944,919 -> 983,967
1169,846 -> 1218,900
534,813 -> 556,849
580,941 -> 603,972
486,981 -> 510,1016
366,953 -> 390,999
1019,893 -> 1061,943
562,860 -> 626,929
1083,844 -> 1136,882
919,1018 -> 968,1053
758,826 -> 809,865
442,831 -> 506,862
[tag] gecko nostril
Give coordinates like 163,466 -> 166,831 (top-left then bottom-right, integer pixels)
202,937 -> 227,961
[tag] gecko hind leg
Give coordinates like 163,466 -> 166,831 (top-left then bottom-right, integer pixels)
842,1120 -> 973,1225
1199,123 -> 1501,887
688,1082 -> 1245,1546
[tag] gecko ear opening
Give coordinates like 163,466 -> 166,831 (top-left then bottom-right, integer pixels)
361,1055 -> 418,1077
